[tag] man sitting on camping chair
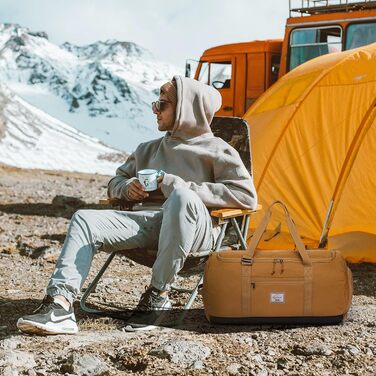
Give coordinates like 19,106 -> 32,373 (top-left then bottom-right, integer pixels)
17,75 -> 257,334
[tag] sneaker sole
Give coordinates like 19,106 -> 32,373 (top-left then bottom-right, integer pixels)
17,318 -> 78,335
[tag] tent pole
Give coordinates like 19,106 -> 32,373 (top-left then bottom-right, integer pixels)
319,199 -> 334,248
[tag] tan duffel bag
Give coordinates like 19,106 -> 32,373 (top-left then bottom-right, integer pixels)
203,201 -> 353,325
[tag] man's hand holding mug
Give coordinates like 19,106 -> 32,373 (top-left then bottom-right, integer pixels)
127,169 -> 164,201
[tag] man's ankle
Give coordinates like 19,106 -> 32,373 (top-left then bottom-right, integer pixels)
53,295 -> 71,308
158,290 -> 168,298
150,286 -> 168,298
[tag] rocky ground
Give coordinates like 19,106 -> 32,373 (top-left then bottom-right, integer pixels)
0,163 -> 375,376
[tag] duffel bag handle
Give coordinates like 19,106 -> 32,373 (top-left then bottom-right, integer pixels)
246,200 -> 311,266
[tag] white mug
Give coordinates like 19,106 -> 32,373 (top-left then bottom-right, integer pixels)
137,169 -> 164,192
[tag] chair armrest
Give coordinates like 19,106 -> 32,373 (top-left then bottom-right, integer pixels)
210,204 -> 262,219
99,198 -> 125,205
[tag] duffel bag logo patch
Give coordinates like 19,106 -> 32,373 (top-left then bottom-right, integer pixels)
270,293 -> 285,303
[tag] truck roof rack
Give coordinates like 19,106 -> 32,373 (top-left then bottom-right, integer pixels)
289,0 -> 376,16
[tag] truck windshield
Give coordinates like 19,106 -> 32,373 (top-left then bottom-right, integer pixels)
185,59 -> 200,79
346,22 -> 376,50
289,26 -> 342,71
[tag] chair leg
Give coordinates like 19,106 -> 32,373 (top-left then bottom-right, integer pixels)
80,251 -> 117,314
230,217 -> 247,249
172,274 -> 204,326
171,272 -> 204,308
80,220 -> 231,324
183,274 -> 204,310
173,223 -> 230,325
214,221 -> 228,251
243,214 -> 251,242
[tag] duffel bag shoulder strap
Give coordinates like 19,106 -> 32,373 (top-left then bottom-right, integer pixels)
243,201 -> 313,316
246,200 -> 312,266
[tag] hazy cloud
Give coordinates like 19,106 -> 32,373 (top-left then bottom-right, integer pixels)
0,0 -> 288,67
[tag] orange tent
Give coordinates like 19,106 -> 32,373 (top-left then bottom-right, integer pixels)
244,43 -> 376,263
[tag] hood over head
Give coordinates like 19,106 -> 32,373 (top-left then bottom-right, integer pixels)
160,81 -> 177,107
169,75 -> 222,140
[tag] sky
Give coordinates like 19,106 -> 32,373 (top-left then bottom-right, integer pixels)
0,0 -> 289,68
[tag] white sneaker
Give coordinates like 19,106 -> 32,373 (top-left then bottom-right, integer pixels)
17,295 -> 78,335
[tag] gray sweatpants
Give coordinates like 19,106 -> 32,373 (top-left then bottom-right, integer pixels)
47,187 -> 214,304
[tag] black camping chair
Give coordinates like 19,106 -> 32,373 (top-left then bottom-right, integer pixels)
80,117 -> 261,320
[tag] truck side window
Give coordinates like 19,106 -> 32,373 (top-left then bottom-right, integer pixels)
346,22 -> 376,50
209,62 -> 232,90
289,26 -> 342,71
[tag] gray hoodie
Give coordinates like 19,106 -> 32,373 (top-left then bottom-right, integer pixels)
108,75 -> 257,210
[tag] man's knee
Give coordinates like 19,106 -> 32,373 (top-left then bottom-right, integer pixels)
71,209 -> 101,232
165,187 -> 201,210
70,209 -> 105,245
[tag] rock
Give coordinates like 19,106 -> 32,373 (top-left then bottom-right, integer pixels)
193,360 -> 204,370
320,371 -> 332,376
39,246 -> 60,262
149,340 -> 211,367
366,365 -> 374,373
0,350 -> 36,370
60,354 -> 109,376
227,362 -> 242,375
0,338 -> 21,351
276,357 -> 288,370
75,354 -> 109,376
242,337 -> 255,346
18,242 -> 60,260
115,348 -> 148,373
124,257 -> 136,266
366,348 -> 373,356
2,366 -> 19,376
52,195 -> 86,208
346,345 -> 361,356
35,370 -> 48,376
252,354 -> 263,364
292,343 -> 333,356
256,369 -> 268,376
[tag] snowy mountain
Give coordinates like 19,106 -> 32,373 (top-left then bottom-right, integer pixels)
0,23 -> 182,152
0,84 -> 127,175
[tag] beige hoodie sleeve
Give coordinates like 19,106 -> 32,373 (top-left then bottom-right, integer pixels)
107,152 -> 137,200
160,144 -> 257,209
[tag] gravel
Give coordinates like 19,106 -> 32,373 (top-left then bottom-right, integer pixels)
0,163 -> 375,375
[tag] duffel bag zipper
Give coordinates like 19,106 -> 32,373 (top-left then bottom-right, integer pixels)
271,258 -> 284,275
219,251 -> 336,263
250,279 -> 305,289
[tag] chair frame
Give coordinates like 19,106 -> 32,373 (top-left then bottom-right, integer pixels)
79,116 -> 261,322
80,205 -> 261,316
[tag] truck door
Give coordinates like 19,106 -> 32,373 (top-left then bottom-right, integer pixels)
196,57 -> 235,116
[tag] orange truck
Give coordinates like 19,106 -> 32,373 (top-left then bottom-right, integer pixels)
186,0 -> 376,117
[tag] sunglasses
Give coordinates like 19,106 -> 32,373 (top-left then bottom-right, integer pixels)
152,100 -> 171,113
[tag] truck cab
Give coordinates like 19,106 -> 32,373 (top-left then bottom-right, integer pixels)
189,0 -> 376,117
280,0 -> 376,77
189,40 -> 282,117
